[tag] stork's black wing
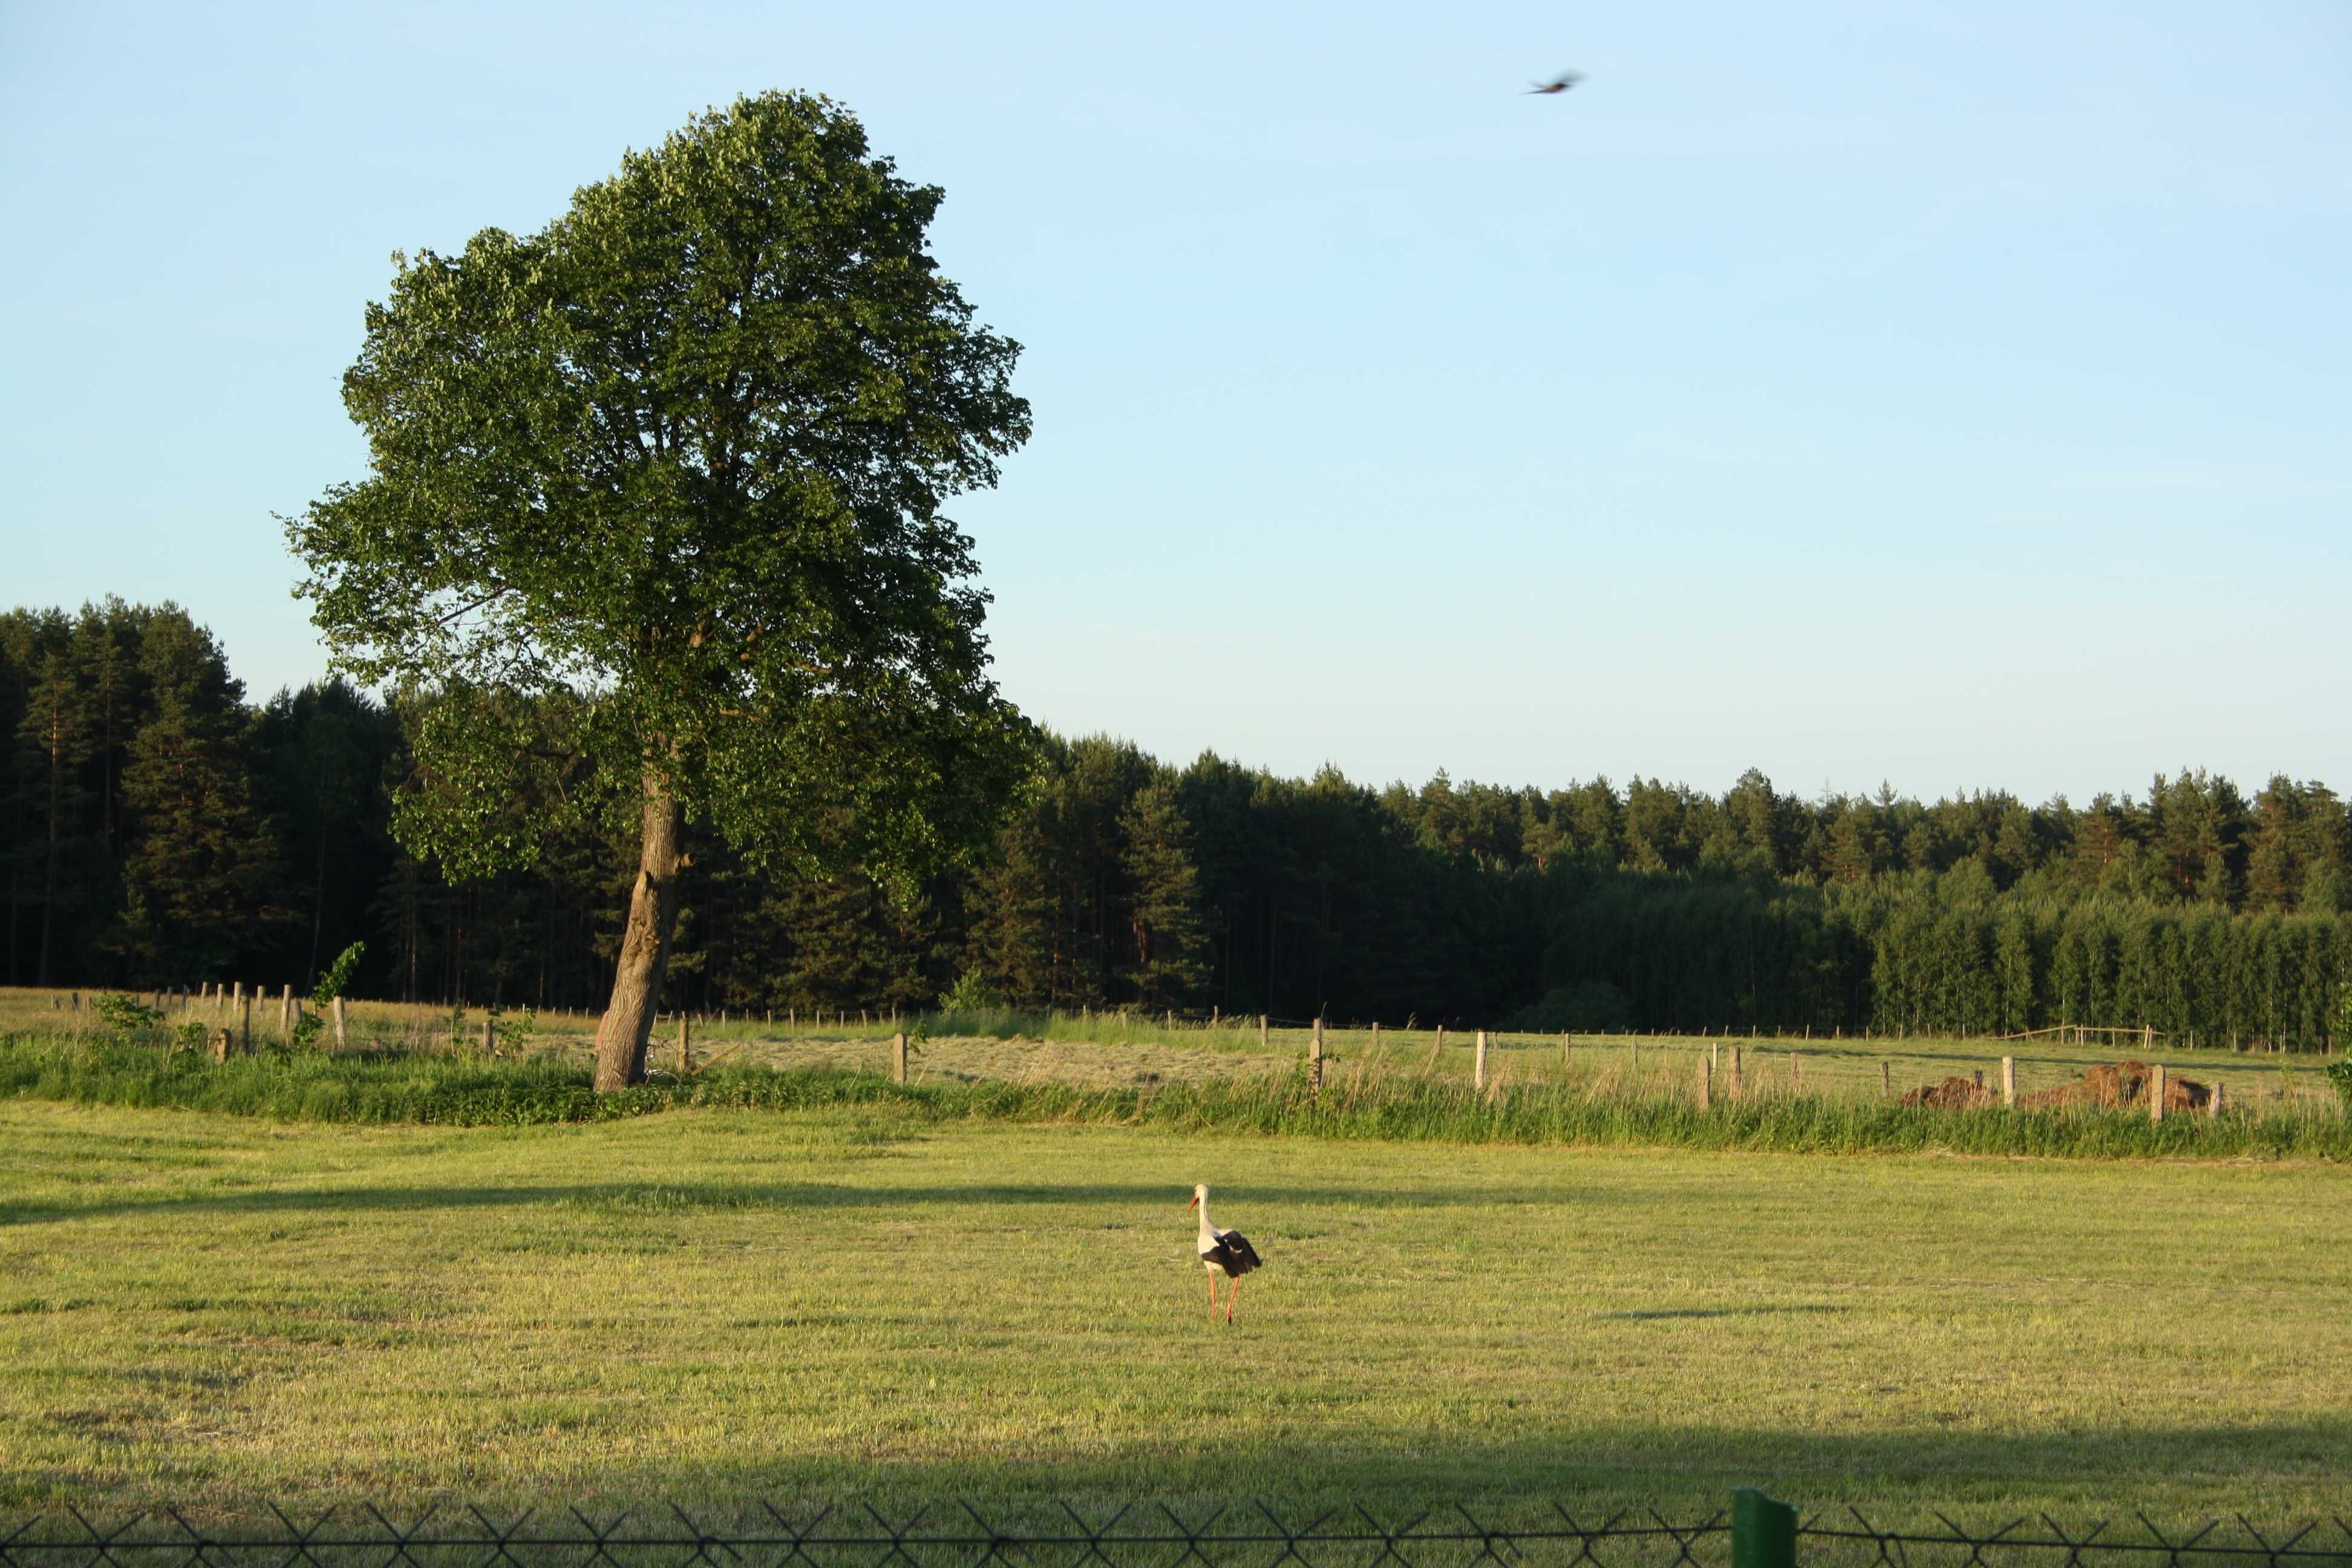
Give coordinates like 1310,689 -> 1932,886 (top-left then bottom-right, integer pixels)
1210,1229 -> 1262,1276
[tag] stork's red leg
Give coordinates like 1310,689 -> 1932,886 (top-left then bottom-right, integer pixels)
1206,1271 -> 1217,1318
1226,1276 -> 1240,1325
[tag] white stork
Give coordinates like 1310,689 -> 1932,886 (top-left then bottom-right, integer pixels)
1187,1183 -> 1262,1324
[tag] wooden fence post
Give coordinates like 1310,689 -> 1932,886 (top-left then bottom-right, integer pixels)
1697,1053 -> 1713,1110
1880,1060 -> 1891,1100
2210,1080 -> 2224,1119
281,983 -> 295,1033
332,995 -> 348,1050
892,1031 -> 908,1085
1730,1045 -> 1744,1099
1370,1020 -> 1380,1053
1562,1031 -> 1572,1069
2001,1055 -> 2016,1108
212,1027 -> 231,1063
1310,1016 -> 1324,1094
2149,1062 -> 2166,1124
1259,1014 -> 1269,1049
1474,1029 -> 1488,1092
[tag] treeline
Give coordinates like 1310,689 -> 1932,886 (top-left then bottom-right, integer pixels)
5,600 -> 2348,1048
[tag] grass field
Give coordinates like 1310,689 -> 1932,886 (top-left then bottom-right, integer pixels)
6,986 -> 2340,1111
4,1096 -> 2348,1524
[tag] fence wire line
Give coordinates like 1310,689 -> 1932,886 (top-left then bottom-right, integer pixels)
4,1506 -> 2350,1568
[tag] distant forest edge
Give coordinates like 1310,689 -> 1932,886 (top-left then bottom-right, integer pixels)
5,599 -> 2348,1049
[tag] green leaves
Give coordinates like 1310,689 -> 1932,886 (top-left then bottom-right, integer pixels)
290,90 -> 1037,890
90,993 -> 163,1033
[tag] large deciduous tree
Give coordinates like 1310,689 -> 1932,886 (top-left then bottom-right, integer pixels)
289,91 -> 1036,1089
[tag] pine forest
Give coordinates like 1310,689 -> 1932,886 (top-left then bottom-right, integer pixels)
5,599 -> 2346,1049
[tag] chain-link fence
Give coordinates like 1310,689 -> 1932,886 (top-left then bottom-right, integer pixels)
4,1497 -> 2349,1568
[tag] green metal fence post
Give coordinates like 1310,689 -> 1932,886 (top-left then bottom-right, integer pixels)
1732,1488 -> 1796,1568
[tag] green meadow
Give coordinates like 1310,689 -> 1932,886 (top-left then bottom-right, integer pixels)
4,1094 -> 2347,1525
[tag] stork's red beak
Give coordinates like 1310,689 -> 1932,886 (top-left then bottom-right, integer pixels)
1186,1192 -> 1198,1212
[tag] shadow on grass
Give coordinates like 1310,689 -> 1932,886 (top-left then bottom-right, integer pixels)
470,1414 -> 2352,1520
1602,1304 -> 1849,1321
6,1417 -> 2348,1526
3,1177 -> 1651,1227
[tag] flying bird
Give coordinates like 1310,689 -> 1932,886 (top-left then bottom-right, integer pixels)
1188,1184 -> 1262,1325
1526,71 -> 1585,95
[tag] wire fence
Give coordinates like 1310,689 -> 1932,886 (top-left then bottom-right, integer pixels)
3,1498 -> 2349,1568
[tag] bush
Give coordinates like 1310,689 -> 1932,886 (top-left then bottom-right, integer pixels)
292,941 -> 367,1049
937,967 -> 1004,1012
492,1006 -> 537,1052
90,994 -> 164,1033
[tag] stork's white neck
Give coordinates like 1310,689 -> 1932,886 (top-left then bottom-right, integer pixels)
1194,1189 -> 1217,1241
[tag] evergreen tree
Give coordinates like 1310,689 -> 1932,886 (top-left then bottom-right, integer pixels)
71,598 -> 151,869
1118,783 -> 1207,1008
965,820 -> 1066,1007
1821,799 -> 1889,883
13,639 -> 93,985
111,611 -> 286,981
253,679 -> 405,985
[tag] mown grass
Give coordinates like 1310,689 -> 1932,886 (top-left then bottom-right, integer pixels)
4,1031 -> 2345,1160
2,1099 -> 2348,1526
9,987 -> 2338,1111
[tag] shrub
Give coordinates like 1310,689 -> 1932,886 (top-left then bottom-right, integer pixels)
90,994 -> 164,1033
938,967 -> 1004,1012
292,941 -> 367,1049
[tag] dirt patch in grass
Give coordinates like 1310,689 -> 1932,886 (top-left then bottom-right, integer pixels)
1901,1076 -> 1996,1109
1902,1059 -> 2214,1112
2019,1059 -> 2210,1112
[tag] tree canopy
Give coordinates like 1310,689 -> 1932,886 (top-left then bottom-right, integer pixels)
287,91 -> 1036,1086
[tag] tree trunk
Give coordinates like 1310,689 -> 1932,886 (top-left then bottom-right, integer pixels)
594,773 -> 687,1090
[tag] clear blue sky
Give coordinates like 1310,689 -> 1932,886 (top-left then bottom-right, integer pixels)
5,2 -> 2347,805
